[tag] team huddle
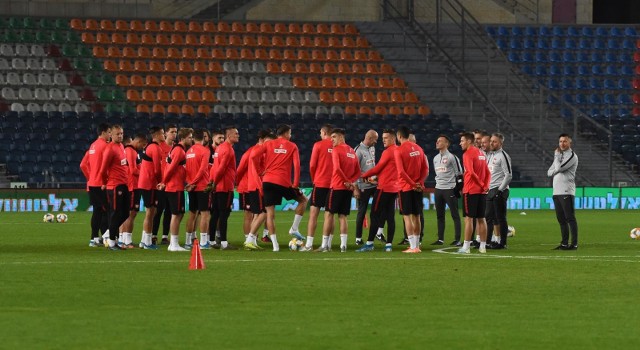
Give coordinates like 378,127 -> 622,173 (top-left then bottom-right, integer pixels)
79,122 -> 578,253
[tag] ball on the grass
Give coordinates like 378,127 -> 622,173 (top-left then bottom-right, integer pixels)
507,225 -> 516,237
630,228 -> 640,239
289,238 -> 303,251
56,213 -> 68,223
43,213 -> 55,223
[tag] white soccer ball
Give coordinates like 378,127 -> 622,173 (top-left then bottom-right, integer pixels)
43,213 -> 55,223
56,213 -> 68,223
630,228 -> 640,239
507,225 -> 516,237
289,238 -> 303,251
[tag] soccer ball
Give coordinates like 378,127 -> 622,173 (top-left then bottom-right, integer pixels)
43,213 -> 55,223
288,238 -> 304,251
56,213 -> 68,223
630,228 -> 640,239
507,225 -> 516,237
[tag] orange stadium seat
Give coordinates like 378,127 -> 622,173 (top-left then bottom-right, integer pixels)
81,32 -> 95,44
96,33 -> 110,44
142,90 -> 155,102
374,106 -> 388,115
356,37 -> 370,48
364,77 -> 378,89
300,36 -> 314,48
226,48 -> 239,59
156,34 -> 170,45
267,62 -> 279,73
149,61 -> 163,72
283,49 -> 296,60
289,23 -> 302,34
103,60 -> 118,72
310,63 -> 323,74
390,92 -> 404,103
281,62 -> 295,74
350,77 -> 364,89
348,91 -> 362,103
331,24 -> 345,35
340,50 -> 353,61
167,105 -> 180,114
127,89 -> 141,102
181,105 -> 194,115
190,76 -> 205,87
214,35 -> 227,46
319,91 -> 333,103
298,50 -> 310,61
286,36 -> 299,48
229,35 -> 242,46
352,63 -> 366,74
141,34 -> 154,45
243,35 -> 257,47
202,91 -> 216,103
200,34 -> 213,46
231,22 -> 245,33
342,37 -> 356,48
327,50 -> 340,61
272,36 -> 285,47
137,47 -> 151,58
205,76 -> 220,88
338,63 -> 352,74
354,50 -> 367,61
366,63 -> 380,74
115,20 -> 128,31
314,37 -> 328,48
134,60 -> 148,72
255,48 -> 269,60
302,23 -> 315,34
240,48 -> 255,61
368,51 -> 383,61
93,46 -> 107,58
164,61 -> 178,72
208,61 -> 222,72
198,105 -> 211,114
293,77 -> 306,88
212,48 -> 225,59
179,61 -> 193,73
130,20 -> 144,31
274,23 -> 287,34
116,74 -> 129,86
119,60 -> 134,72
317,23 -> 330,35
333,91 -> 347,103
161,75 -> 175,87
107,46 -> 122,58
85,19 -> 98,30
260,23 -> 274,34
295,62 -> 309,74
70,18 -> 83,30
381,64 -> 395,74
137,104 -> 150,113
196,48 -> 210,59
194,61 -> 208,73
328,37 -> 342,48
112,33 -> 125,45
345,106 -> 358,114
100,19 -> 114,31
130,75 -> 144,87
182,47 -> 196,59
144,76 -> 159,87
376,91 -> 391,104
188,21 -> 203,32
257,35 -> 271,47
403,106 -> 416,115
322,77 -> 336,89
157,90 -> 171,102
418,105 -> 431,115
152,104 -> 165,114
345,24 -> 358,35
171,34 -> 184,45
379,77 -> 393,89
184,34 -> 198,46
246,23 -> 259,33
307,76 -> 321,88
388,106 -> 402,115
393,77 -> 407,89
126,33 -> 140,45
174,21 -> 187,32
187,90 -> 202,102
158,20 -> 172,32
218,22 -> 231,33
172,90 -> 186,102
203,21 -> 216,32
359,106 -> 372,115
176,75 -> 189,87
404,92 -> 418,103
323,63 -> 337,74
336,77 -> 349,89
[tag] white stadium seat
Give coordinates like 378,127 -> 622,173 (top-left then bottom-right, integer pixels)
49,88 -> 64,100
38,73 -> 53,85
34,88 -> 49,100
42,102 -> 57,113
65,88 -> 80,101
2,87 -> 16,99
11,102 -> 25,112
30,44 -> 46,57
26,102 -> 42,112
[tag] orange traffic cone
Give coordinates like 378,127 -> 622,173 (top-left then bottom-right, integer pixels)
189,239 -> 206,270
363,216 -> 368,228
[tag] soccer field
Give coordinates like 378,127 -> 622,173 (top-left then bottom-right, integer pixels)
1,209 -> 639,349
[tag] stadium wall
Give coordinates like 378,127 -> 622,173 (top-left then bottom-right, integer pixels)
2,188 -> 640,213
247,0 -> 381,21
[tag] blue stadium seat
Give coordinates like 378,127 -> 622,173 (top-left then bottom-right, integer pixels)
535,52 -> 547,63
485,26 -> 497,38
620,66 -> 634,75
581,27 -> 594,37
511,27 -> 523,36
552,26 -> 564,36
561,108 -> 573,118
549,51 -> 562,62
535,65 -> 547,76
538,26 -> 551,36
594,39 -> 606,50
562,52 -> 575,63
604,79 -> 617,90
618,52 -> 632,63
521,65 -> 534,75
567,27 -> 580,37
524,26 -> 537,36
561,78 -> 574,90
590,52 -> 603,63
523,38 -> 536,49
551,38 -> 563,49
590,77 -> 602,89
588,94 -> 601,105
537,39 -> 549,49
618,94 -> 632,104
547,95 -> 559,104
604,94 -> 616,105
610,27 -> 623,37
547,79 -> 560,90
549,65 -> 561,76
564,38 -> 577,50
522,51 -> 534,62
496,38 -> 508,50
509,39 -> 522,50
563,66 -> 575,76
576,52 -> 589,62
606,66 -> 619,76
605,52 -> 617,63
497,26 -> 509,36
624,27 -> 637,37
562,94 -> 573,104
595,27 -> 608,37
618,79 -> 632,90
578,38 -> 591,50
508,52 -> 520,62
623,38 -> 635,50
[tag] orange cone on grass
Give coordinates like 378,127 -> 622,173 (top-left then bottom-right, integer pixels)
189,239 -> 206,270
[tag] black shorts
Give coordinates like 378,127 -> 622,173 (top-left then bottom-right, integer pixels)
130,189 -> 142,211
188,190 -> 210,212
463,193 -> 487,218
238,192 -> 251,211
141,189 -> 159,208
88,186 -> 108,212
248,190 -> 265,214
327,189 -> 352,216
211,191 -> 233,211
399,191 -> 423,215
310,186 -> 330,208
106,185 -> 130,214
166,191 -> 186,214
263,182 -> 303,207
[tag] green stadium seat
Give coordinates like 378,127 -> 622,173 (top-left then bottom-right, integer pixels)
77,45 -> 92,57
62,44 -> 78,57
101,74 -> 115,86
87,59 -> 102,70
2,30 -> 18,42
23,17 -> 36,29
8,17 -> 22,29
72,58 -> 87,70
121,103 -> 134,114
85,74 -> 102,86
105,103 -> 122,113
19,31 -> 34,43
65,31 -> 80,43
0,18 -> 6,29
112,90 -> 125,101
50,31 -> 65,43
53,18 -> 67,30
98,89 -> 113,101
34,31 -> 49,43
37,18 -> 53,29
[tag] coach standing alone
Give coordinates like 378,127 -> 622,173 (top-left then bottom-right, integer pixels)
547,133 -> 579,250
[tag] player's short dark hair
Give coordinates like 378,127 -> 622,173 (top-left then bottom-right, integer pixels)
331,128 -> 345,136
212,129 -> 224,136
438,134 -> 451,143
97,123 -> 110,135
193,129 -> 205,141
321,124 -> 333,134
559,133 -> 572,140
149,126 -> 163,137
178,128 -> 193,140
396,125 -> 411,139
224,126 -> 237,136
473,129 -> 488,137
257,129 -> 272,142
460,132 -> 475,142
277,124 -> 291,136
165,124 -> 177,131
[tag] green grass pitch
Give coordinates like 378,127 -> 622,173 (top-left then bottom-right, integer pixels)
1,209 -> 640,349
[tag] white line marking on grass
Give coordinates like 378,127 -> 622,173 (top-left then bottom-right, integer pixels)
432,247 -> 640,262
